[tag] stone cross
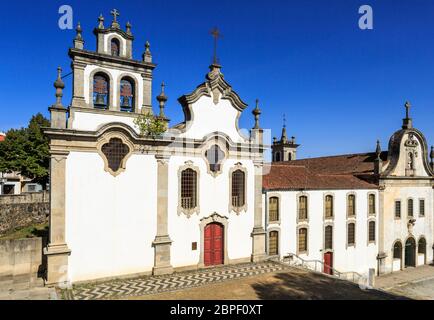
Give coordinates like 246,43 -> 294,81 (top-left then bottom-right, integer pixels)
210,27 -> 222,64
111,9 -> 120,22
405,101 -> 411,119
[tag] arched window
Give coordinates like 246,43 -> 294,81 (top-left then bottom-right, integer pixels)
93,73 -> 109,109
288,152 -> 292,161
181,168 -> 197,209
275,152 -> 281,162
205,144 -> 224,174
120,77 -> 135,112
393,241 -> 402,259
111,38 -> 120,56
231,170 -> 245,208
418,237 -> 426,255
369,194 -> 376,215
407,199 -> 414,217
298,196 -> 308,220
347,194 -> 356,217
395,200 -> 402,218
347,223 -> 355,246
419,199 -> 425,216
325,226 -> 333,250
325,195 -> 333,218
368,221 -> 376,242
269,197 -> 279,222
298,228 -> 308,253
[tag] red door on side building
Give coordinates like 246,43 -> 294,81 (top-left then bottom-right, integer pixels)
323,252 -> 333,275
204,223 -> 224,266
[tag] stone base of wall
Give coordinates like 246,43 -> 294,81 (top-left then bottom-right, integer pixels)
0,191 -> 49,235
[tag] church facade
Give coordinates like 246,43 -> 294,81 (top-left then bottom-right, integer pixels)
44,11 -> 433,286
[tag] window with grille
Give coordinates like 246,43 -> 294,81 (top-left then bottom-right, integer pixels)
111,38 -> 120,56
325,195 -> 333,218
368,221 -> 376,242
93,73 -> 109,108
298,228 -> 308,252
101,138 -> 130,173
269,197 -> 279,222
231,170 -> 245,208
393,242 -> 402,259
419,199 -> 425,216
324,226 -> 333,250
407,199 -> 414,217
298,196 -> 308,220
181,169 -> 197,209
369,194 -> 376,215
347,223 -> 355,246
347,194 -> 356,216
395,201 -> 401,218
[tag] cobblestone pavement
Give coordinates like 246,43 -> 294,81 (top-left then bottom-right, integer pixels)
64,261 -> 290,300
375,265 -> 434,290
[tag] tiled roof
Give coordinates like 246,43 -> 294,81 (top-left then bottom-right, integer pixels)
263,152 -> 388,191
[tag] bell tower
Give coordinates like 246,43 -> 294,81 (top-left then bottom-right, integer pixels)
68,9 -> 156,130
271,115 -> 300,162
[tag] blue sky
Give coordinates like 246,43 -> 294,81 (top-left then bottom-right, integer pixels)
1,0 -> 433,158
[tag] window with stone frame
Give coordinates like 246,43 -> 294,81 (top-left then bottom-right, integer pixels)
101,138 -> 130,173
368,221 -> 376,242
407,199 -> 414,217
298,228 -> 308,253
324,226 -> 333,250
325,195 -> 333,218
93,73 -> 109,109
269,197 -> 279,222
181,168 -> 197,209
205,144 -> 225,174
419,199 -> 425,217
111,38 -> 120,56
347,194 -> 356,217
368,194 -> 376,215
393,241 -> 402,259
395,200 -> 401,218
298,196 -> 308,220
231,170 -> 245,208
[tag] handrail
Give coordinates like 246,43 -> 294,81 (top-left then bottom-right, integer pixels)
283,253 -> 364,285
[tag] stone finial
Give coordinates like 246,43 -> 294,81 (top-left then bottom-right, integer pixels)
376,139 -> 382,158
143,41 -> 152,63
291,136 -> 296,144
157,82 -> 168,118
252,99 -> 261,129
402,101 -> 413,129
280,114 -> 288,143
53,67 -> 65,108
98,14 -> 105,29
126,21 -> 132,35
73,22 -> 84,49
273,137 -> 277,143
110,9 -> 120,29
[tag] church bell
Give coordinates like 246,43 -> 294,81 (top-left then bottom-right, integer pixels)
121,96 -> 131,109
94,93 -> 106,108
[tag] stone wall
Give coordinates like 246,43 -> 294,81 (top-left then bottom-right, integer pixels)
0,191 -> 49,235
0,238 -> 44,283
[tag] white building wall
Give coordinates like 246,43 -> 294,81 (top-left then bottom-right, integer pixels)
168,156 -> 255,269
265,189 -> 379,275
65,152 -> 157,282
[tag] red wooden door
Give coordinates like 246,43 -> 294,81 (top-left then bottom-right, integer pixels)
323,252 -> 333,275
204,223 -> 224,266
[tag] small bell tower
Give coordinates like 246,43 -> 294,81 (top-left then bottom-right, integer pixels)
271,115 -> 300,162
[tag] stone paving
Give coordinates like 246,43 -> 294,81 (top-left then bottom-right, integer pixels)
63,261 -> 290,300
375,265 -> 434,290
0,274 -> 56,300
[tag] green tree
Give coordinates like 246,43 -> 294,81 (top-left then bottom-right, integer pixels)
0,113 -> 50,187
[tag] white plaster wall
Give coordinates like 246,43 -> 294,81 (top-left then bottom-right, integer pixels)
382,185 -> 433,273
168,156 -> 255,268
82,65 -> 143,110
103,33 -> 127,56
178,96 -> 247,142
70,111 -> 139,133
265,189 -> 379,275
65,152 -> 157,282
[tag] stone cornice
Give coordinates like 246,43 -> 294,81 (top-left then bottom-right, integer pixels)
93,27 -> 134,40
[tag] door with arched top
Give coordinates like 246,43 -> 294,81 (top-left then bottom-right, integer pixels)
405,238 -> 416,267
204,223 -> 224,266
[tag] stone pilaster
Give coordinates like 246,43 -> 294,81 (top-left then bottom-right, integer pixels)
251,160 -> 267,262
152,155 -> 173,275
141,71 -> 153,114
44,150 -> 71,286
71,61 -> 87,108
376,185 -> 387,275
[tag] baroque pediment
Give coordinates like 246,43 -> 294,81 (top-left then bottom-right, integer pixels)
178,64 -> 248,112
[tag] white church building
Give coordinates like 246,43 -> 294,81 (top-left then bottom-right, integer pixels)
43,11 -> 434,286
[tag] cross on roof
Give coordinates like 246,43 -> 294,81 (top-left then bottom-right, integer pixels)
111,9 -> 120,22
283,114 -> 287,128
210,27 -> 222,64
